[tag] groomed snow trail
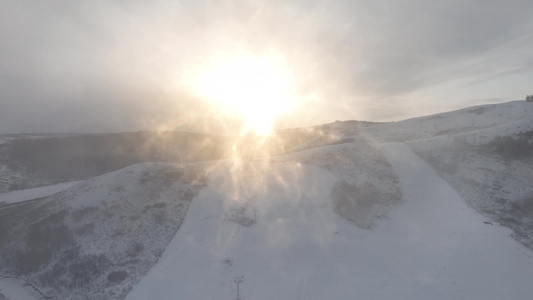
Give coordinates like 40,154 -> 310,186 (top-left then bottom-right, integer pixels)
0,181 -> 82,205
378,143 -> 533,299
127,144 -> 533,300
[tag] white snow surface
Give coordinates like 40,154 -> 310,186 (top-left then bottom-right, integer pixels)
127,143 -> 533,300
327,101 -> 533,144
0,181 -> 82,205
0,278 -> 42,300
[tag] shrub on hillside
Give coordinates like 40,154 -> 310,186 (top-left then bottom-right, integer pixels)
483,135 -> 533,158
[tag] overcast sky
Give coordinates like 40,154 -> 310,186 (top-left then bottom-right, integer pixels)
1,0 -> 533,134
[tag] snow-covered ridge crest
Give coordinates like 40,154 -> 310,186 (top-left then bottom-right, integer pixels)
320,100 -> 533,143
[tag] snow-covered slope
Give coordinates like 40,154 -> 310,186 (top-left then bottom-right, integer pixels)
126,101 -> 533,299
397,101 -> 533,249
319,100 -> 533,144
310,101 -> 533,253
0,137 -> 402,300
2,101 -> 533,300
0,277 -> 44,300
0,181 -> 82,205
276,141 -> 402,228
0,163 -> 207,299
410,134 -> 533,248
127,143 -> 533,300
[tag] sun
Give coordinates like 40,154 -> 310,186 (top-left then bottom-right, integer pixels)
186,53 -> 299,135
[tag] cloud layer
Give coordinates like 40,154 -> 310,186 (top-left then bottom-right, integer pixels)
1,0 -> 533,133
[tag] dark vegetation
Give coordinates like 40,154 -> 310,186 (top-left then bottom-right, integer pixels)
1,129 -> 325,191
332,181 -> 378,229
0,205 -> 111,294
479,130 -> 533,158
11,210 -> 73,275
6,131 -> 230,183
526,95 -> 533,102
509,194 -> 533,218
466,107 -> 487,115
271,121 -> 379,153
107,270 -> 128,283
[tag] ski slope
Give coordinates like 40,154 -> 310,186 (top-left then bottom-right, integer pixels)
127,143 -> 533,300
0,181 -> 82,205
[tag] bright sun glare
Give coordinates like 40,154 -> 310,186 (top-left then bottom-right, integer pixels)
188,53 -> 300,135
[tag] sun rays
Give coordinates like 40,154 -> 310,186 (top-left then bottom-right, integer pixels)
185,52 -> 302,136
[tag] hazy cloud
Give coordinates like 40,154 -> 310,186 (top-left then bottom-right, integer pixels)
1,0 -> 533,133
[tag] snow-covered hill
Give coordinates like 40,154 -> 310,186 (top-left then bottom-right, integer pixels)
127,143 -> 533,300
1,100 -> 532,300
309,101 -> 533,252
0,137 -> 401,299
376,101 -> 533,249
317,100 -> 533,144
0,163 -> 207,299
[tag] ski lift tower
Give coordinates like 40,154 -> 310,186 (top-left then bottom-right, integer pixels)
252,207 -> 258,223
233,276 -> 244,300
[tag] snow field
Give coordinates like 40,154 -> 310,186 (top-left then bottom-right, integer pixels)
128,143 -> 533,300
0,277 -> 43,300
328,100 -> 533,144
378,143 -> 533,299
0,181 -> 82,205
